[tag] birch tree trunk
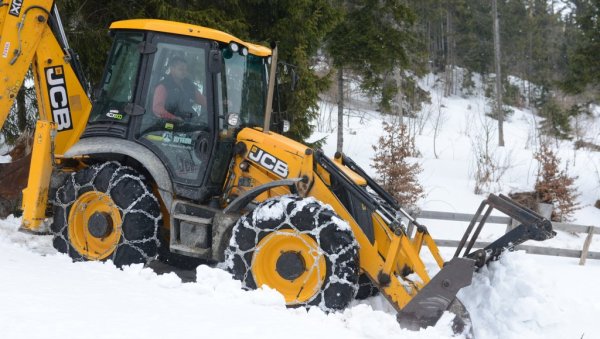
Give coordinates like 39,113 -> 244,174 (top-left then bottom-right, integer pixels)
492,0 -> 505,146
445,7 -> 454,96
337,67 -> 344,153
393,67 -> 404,124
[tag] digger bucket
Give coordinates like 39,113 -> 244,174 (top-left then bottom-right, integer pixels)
0,136 -> 32,218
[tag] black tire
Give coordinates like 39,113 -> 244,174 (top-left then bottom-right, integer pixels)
225,196 -> 360,312
355,273 -> 380,300
51,162 -> 162,267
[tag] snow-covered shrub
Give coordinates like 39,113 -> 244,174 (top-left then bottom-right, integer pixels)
469,116 -> 511,194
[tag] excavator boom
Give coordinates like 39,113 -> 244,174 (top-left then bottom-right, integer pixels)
0,0 -> 91,227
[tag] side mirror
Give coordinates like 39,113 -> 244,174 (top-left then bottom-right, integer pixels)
209,50 -> 222,73
282,119 -> 290,133
227,113 -> 240,127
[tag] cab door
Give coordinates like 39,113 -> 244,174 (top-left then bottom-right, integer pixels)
135,33 -> 214,198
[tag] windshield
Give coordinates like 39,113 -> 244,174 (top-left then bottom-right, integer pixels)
89,32 -> 143,123
218,51 -> 268,128
206,49 -> 269,189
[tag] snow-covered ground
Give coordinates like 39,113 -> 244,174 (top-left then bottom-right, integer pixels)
1,215 -> 599,339
1,73 -> 599,338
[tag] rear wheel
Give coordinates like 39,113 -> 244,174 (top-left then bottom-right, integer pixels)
225,196 -> 359,312
51,162 -> 162,267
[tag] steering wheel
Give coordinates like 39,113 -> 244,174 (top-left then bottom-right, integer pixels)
173,118 -> 210,133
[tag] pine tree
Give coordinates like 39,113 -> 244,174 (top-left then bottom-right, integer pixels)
536,91 -> 574,139
325,0 -> 421,151
372,120 -> 424,208
562,0 -> 600,95
534,144 -> 579,222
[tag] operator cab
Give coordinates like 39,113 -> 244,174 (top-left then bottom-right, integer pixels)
84,20 -> 272,201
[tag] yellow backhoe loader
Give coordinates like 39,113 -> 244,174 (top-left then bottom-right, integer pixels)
0,0 -> 556,333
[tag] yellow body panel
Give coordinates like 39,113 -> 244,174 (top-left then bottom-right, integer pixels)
110,19 -> 272,57
228,128 -> 314,203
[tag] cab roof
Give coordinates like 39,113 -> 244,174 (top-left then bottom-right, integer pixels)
109,19 -> 272,57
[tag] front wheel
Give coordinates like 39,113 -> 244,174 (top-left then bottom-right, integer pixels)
225,196 -> 359,312
51,162 -> 162,267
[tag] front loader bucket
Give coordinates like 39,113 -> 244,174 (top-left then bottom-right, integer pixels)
397,257 -> 474,331
395,194 -> 554,333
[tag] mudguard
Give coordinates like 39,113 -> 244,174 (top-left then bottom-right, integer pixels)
64,137 -> 174,208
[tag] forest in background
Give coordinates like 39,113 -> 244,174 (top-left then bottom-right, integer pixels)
2,0 -> 599,148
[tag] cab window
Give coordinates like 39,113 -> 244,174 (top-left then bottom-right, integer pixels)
89,32 -> 143,123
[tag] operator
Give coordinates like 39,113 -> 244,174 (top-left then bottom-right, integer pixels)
152,56 -> 207,121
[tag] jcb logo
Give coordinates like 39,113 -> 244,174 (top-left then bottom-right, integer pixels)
9,0 -> 24,17
45,66 -> 73,131
248,146 -> 289,178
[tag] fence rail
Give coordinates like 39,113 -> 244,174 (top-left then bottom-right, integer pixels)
415,210 -> 599,265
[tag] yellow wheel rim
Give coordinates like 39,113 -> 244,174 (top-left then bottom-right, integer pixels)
252,229 -> 326,305
68,191 -> 122,260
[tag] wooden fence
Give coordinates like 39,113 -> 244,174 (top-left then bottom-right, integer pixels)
413,210 -> 599,265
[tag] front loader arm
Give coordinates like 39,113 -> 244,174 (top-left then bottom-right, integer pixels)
310,151 -> 475,328
0,1 -> 92,231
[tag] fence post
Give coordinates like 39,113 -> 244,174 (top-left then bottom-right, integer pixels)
579,226 -> 595,266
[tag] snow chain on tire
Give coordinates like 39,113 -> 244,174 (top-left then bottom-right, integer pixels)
225,196 -> 360,312
355,273 -> 379,299
51,162 -> 162,267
